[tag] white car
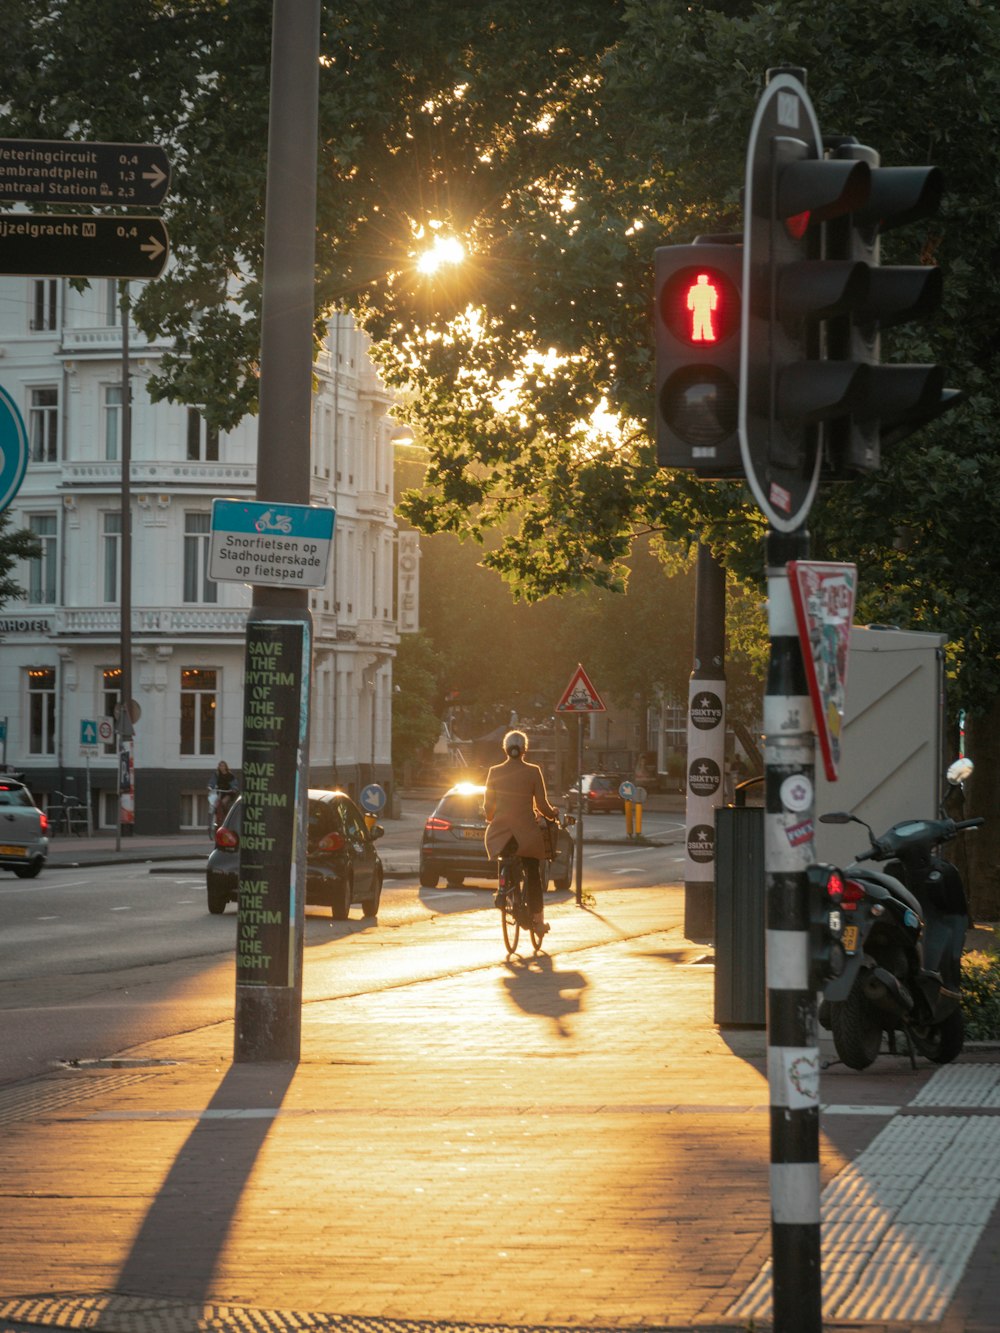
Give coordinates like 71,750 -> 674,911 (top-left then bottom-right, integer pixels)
0,779 -> 49,879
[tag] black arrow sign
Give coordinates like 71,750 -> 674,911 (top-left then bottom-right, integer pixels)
0,139 -> 171,207
0,214 -> 169,279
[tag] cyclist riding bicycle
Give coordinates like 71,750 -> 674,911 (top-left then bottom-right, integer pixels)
484,729 -> 558,937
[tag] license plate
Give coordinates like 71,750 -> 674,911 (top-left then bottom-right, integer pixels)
0,844 -> 26,856
842,924 -> 859,953
461,828 -> 481,839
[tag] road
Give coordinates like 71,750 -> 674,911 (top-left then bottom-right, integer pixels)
0,819 -> 685,1088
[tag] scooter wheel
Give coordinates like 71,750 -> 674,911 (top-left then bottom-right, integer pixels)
830,988 -> 883,1070
909,1008 -> 964,1064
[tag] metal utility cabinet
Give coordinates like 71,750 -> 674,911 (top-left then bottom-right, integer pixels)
714,625 -> 945,1028
813,626 -> 946,865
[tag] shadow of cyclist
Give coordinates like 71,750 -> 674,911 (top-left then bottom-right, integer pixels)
501,951 -> 587,1038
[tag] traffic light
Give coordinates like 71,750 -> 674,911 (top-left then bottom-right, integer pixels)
824,141 -> 959,476
741,72 -> 873,530
806,862 -> 847,990
654,239 -> 743,478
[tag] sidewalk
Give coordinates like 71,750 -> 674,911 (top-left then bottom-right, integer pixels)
2,881 -> 999,1333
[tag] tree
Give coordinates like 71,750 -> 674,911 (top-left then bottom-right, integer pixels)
391,632 -> 444,778
0,511 -> 41,606
6,0 -> 1000,911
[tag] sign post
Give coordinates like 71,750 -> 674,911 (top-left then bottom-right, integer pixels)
555,664 -> 607,905
233,0 -> 320,1065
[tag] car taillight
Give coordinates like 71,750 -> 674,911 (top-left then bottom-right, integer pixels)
318,832 -> 346,852
216,826 -> 239,851
424,816 -> 451,831
840,877 -> 866,908
40,812 -> 49,833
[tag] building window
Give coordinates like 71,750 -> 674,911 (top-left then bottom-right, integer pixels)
103,385 -> 123,460
180,668 -> 216,755
29,387 -> 58,463
102,512 -> 122,603
186,408 -> 219,461
27,667 -> 56,755
183,512 -> 217,603
27,514 -> 57,603
102,668 -> 121,754
31,280 -> 58,332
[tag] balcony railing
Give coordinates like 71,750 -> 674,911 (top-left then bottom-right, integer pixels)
60,461 -> 256,489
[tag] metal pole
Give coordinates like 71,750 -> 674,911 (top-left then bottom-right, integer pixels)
117,280 -> 134,849
684,543 -> 726,941
234,0 -> 319,1064
574,715 -> 584,904
764,526 -> 822,1333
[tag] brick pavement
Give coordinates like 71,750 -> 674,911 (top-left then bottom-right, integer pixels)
1,885 -> 999,1333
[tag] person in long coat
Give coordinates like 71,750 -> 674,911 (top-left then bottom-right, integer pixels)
484,729 -> 558,934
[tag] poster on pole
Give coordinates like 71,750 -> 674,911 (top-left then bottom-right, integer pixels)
788,561 -> 857,781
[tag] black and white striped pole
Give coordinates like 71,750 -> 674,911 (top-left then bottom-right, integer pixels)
764,526 -> 822,1331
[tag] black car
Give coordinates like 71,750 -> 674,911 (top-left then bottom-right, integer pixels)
419,782 -> 573,892
206,788 -> 384,920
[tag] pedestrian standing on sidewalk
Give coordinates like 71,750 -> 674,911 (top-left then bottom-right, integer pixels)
484,729 -> 558,936
208,760 -> 239,837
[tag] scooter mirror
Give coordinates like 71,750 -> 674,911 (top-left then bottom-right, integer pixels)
946,757 -> 974,786
819,811 -> 854,825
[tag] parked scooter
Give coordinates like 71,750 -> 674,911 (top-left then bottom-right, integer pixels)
817,758 -> 982,1070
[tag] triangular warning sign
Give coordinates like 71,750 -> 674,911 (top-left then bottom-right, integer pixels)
556,663 -> 606,714
788,561 -> 857,782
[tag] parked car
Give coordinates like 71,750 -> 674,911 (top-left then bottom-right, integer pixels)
206,788 -> 384,920
0,779 -> 49,879
563,773 -> 625,814
419,782 -> 574,892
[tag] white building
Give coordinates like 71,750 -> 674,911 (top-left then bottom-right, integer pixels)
0,277 -> 402,833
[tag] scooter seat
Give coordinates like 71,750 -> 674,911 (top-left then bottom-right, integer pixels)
850,866 -> 924,921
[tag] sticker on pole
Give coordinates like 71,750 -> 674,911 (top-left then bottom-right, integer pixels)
556,664 -> 606,713
788,561 -> 857,781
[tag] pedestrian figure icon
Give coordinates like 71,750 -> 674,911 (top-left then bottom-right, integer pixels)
687,273 -> 719,342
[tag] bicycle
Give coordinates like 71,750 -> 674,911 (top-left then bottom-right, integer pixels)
47,791 -> 90,837
496,838 -> 547,957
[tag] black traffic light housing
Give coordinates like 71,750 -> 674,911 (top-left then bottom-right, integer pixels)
741,72 -> 873,530
654,238 -> 743,478
824,140 -> 960,476
806,862 -> 847,990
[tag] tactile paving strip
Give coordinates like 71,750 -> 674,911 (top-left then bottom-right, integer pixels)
729,1063 -> 1000,1323
0,1071 -> 163,1125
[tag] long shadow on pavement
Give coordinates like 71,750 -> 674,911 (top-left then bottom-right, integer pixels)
501,951 -> 587,1038
114,1062 -> 294,1301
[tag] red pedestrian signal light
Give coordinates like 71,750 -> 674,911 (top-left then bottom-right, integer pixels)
655,242 -> 743,477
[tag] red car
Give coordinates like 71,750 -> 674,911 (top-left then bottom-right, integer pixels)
563,774 -> 625,814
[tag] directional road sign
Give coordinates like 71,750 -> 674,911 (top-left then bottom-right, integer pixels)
0,213 -> 169,279
209,498 -> 335,589
80,719 -> 98,748
0,139 -> 171,207
0,385 -> 29,515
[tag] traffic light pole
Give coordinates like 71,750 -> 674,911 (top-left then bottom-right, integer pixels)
764,526 -> 822,1333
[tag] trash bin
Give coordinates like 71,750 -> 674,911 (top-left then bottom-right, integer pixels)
714,794 -> 765,1028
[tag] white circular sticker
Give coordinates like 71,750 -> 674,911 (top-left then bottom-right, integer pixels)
780,773 -> 813,813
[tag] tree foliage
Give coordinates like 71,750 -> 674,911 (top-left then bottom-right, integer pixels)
0,512 -> 41,606
5,0 -> 1000,909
